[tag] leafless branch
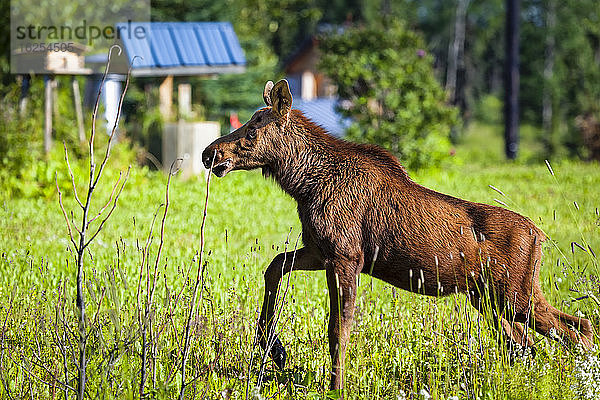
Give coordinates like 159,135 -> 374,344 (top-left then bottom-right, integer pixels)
56,176 -> 78,249
89,44 -> 121,174
63,141 -> 84,209
150,160 -> 182,304
54,44 -> 133,400
137,206 -> 161,315
70,211 -> 82,236
91,288 -> 106,327
84,166 -> 130,249
92,56 -> 139,191
257,232 -> 301,388
0,290 -> 15,400
179,153 -> 215,400
18,349 -> 75,394
140,159 -> 181,397
53,280 -> 71,400
28,349 -> 76,393
88,170 -> 127,225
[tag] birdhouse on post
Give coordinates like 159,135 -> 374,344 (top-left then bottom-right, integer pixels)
13,43 -> 92,153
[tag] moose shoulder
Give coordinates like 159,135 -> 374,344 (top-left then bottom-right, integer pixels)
202,79 -> 593,394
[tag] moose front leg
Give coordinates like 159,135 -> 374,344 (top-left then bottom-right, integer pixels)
258,247 -> 322,369
326,259 -> 360,394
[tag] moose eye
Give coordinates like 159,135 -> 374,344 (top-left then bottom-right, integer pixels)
246,127 -> 256,139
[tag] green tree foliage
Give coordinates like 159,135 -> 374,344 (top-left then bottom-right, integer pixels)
319,22 -> 458,170
548,0 -> 600,157
0,0 -> 11,89
512,0 -> 600,158
2,0 -> 598,163
414,0 -> 600,158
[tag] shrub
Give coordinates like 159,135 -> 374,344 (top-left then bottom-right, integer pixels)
319,22 -> 458,170
0,83 -> 43,197
0,77 -> 142,199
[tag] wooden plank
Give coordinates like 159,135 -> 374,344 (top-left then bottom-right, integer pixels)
19,75 -> 30,116
159,75 -> 173,120
44,76 -> 54,154
72,78 -> 86,142
178,83 -> 192,118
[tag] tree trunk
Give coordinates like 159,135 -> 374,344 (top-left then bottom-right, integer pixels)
446,0 -> 470,105
504,0 -> 520,160
542,0 -> 556,155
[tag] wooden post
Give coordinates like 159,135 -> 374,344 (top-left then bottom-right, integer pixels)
44,75 -> 54,154
52,77 -> 59,118
19,75 -> 30,116
72,77 -> 86,142
159,75 -> 173,120
178,83 -> 192,119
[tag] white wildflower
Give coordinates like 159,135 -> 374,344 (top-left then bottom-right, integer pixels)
570,347 -> 600,400
419,388 -> 431,400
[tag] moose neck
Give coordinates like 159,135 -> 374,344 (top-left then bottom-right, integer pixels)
267,111 -> 333,203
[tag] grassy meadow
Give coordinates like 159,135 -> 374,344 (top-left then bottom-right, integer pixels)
0,122 -> 599,399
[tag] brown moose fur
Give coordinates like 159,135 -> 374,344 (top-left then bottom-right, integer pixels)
202,80 -> 594,393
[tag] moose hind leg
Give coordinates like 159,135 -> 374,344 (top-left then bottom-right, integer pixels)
468,293 -> 535,355
499,317 -> 536,356
258,247 -> 322,369
531,293 -> 594,350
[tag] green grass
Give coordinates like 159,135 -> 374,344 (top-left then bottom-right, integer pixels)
0,124 -> 599,399
451,120 -> 551,166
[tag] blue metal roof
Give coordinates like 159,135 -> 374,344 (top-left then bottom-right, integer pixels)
115,22 -> 246,76
293,98 -> 351,137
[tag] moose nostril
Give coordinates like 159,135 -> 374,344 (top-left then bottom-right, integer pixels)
202,147 -> 221,168
202,148 -> 213,167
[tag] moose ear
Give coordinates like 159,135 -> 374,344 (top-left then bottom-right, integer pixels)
269,79 -> 292,116
263,81 -> 274,106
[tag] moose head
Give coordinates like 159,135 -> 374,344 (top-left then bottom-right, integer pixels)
202,80 -> 293,177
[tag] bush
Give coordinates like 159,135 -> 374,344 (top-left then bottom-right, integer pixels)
0,80 -> 141,199
0,84 -> 43,197
319,22 -> 458,170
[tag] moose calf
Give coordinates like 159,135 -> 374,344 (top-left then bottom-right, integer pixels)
202,80 -> 593,393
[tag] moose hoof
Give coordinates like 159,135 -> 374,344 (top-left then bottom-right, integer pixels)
270,337 -> 287,370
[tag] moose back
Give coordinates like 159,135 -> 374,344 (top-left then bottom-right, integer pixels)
202,79 -> 593,393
